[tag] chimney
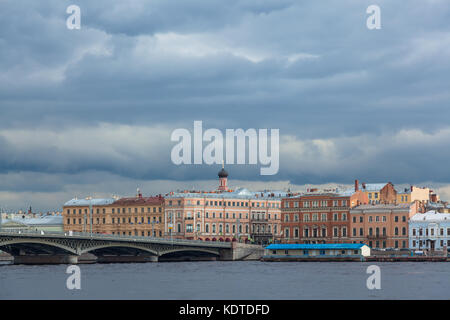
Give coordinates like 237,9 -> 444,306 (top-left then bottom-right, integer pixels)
410,185 -> 413,192
355,179 -> 359,191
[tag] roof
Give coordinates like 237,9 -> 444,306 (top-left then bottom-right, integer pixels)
361,183 -> 387,192
265,243 -> 367,250
1,215 -> 63,226
351,203 -> 412,212
410,211 -> 450,222
19,215 -> 63,225
64,198 -> 116,207
288,189 -> 356,199
167,188 -> 287,200
113,196 -> 164,206
427,202 -> 445,209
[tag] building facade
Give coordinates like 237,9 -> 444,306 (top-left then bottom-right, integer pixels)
349,202 -> 419,249
281,187 -> 368,244
409,210 -> 450,251
164,168 -> 283,244
63,192 -> 165,237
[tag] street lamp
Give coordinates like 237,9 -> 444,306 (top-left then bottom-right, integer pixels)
236,219 -> 241,243
89,199 -> 93,237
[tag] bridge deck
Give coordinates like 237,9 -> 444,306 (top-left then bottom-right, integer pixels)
0,229 -> 232,248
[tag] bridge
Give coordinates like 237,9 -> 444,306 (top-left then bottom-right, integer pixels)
0,230 -> 264,264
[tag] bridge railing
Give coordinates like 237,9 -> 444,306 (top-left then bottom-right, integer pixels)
0,229 -> 231,247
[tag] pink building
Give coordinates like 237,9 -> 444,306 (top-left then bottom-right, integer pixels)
164,167 -> 285,244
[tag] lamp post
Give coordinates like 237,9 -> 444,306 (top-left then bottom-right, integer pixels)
89,199 -> 93,237
151,219 -> 155,238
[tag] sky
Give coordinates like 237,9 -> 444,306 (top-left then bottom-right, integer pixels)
1,0 -> 450,211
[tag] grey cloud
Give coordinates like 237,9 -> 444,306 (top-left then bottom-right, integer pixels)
1,0 -> 450,210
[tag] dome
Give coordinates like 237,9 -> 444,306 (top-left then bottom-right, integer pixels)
218,168 -> 228,178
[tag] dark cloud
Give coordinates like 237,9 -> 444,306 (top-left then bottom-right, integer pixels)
1,0 -> 450,210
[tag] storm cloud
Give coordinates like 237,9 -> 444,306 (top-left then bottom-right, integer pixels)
1,0 -> 450,210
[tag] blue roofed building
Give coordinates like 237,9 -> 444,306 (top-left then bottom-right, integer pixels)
263,243 -> 371,261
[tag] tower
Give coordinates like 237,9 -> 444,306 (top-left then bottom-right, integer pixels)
218,162 -> 229,191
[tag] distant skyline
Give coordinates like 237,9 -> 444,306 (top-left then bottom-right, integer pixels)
1,0 -> 450,211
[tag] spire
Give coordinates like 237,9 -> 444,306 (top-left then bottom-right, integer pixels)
218,163 -> 229,191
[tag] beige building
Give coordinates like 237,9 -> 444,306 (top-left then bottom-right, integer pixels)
63,192 -> 165,237
350,202 -> 420,249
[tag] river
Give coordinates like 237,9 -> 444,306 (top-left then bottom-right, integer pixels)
0,261 -> 449,299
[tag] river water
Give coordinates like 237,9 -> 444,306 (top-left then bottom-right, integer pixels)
0,261 -> 449,299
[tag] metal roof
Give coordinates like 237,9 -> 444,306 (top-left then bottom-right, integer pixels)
166,188 -> 287,200
410,211 -> 450,222
265,243 -> 367,250
1,215 -> 63,226
64,198 -> 116,207
361,183 -> 387,192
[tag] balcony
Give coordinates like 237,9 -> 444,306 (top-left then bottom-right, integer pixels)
367,234 -> 387,239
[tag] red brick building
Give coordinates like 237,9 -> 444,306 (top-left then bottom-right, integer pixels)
281,186 -> 368,244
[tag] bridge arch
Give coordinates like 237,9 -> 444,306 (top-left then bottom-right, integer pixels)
80,243 -> 159,256
159,247 -> 220,257
0,239 -> 77,255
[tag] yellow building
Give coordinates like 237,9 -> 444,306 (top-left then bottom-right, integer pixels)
63,192 -> 165,237
396,186 -> 430,204
356,181 -> 388,204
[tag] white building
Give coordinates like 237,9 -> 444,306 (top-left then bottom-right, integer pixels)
409,211 -> 450,251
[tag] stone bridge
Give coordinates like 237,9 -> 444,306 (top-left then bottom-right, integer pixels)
0,230 -> 264,264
